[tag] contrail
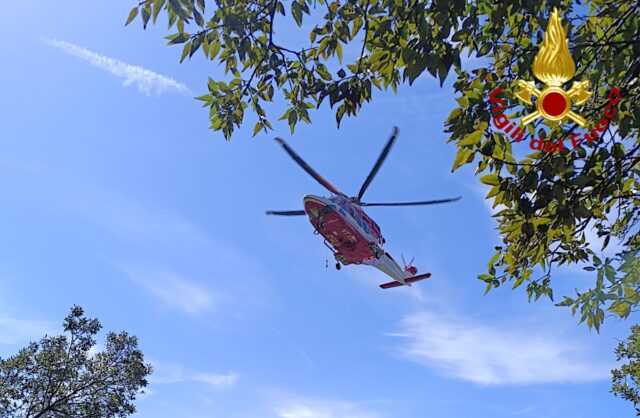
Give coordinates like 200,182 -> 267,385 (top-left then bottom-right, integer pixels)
44,38 -> 192,96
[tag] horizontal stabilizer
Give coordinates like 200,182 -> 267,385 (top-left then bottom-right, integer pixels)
379,272 -> 432,290
379,280 -> 404,289
406,272 -> 432,284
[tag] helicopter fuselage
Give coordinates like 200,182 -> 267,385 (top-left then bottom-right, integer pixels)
303,195 -> 384,265
302,195 -> 420,285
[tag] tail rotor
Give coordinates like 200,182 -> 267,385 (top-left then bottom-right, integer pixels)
402,254 -> 417,276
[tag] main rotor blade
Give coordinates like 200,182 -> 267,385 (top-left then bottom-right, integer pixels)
265,210 -> 307,216
274,137 -> 346,197
357,126 -> 399,201
360,196 -> 462,207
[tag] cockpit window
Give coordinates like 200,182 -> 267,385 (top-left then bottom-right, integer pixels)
352,210 -> 369,234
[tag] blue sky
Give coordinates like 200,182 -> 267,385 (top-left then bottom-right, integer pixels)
0,1 -> 634,417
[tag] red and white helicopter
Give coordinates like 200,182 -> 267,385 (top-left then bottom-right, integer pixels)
266,127 -> 461,289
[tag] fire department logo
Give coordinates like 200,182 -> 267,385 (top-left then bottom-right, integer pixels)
515,8 -> 592,127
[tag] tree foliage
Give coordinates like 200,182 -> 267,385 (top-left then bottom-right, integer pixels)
612,324 -> 640,415
127,1 -> 639,330
0,306 -> 152,418
443,0 -> 640,335
126,0 -> 466,137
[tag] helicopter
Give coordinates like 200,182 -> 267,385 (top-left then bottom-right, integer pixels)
266,127 -> 461,289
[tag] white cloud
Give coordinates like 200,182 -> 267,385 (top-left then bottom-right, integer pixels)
391,311 -> 610,385
0,161 -> 274,317
191,372 -> 239,388
0,285 -> 56,348
150,362 -> 238,390
44,38 -> 192,96
123,267 -> 214,315
273,397 -> 381,418
0,316 -> 53,346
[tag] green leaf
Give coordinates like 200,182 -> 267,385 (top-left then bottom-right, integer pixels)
459,130 -> 484,146
168,0 -> 184,17
609,301 -> 630,317
604,265 -> 617,283
612,143 -> 625,159
437,63 -> 448,86
125,7 -> 139,26
351,18 -> 363,38
141,5 -> 151,28
521,222 -> 534,238
209,40 -> 221,59
152,0 -> 165,24
451,29 -> 467,42
180,42 -> 192,62
512,276 -> 525,289
292,2 -> 303,26
573,205 -> 591,218
488,251 -> 501,266
452,148 -> 472,172
207,77 -> 218,92
167,33 -> 189,45
477,43 -> 492,57
571,175 -> 591,186
316,65 -> 332,81
624,287 -> 639,304
484,282 -> 493,295
479,173 -> 500,186
278,109 -> 291,121
446,108 -> 461,123
194,10 -> 205,27
211,116 -> 223,130
288,110 -> 298,133
336,42 -> 343,63
477,274 -> 494,282
336,104 -> 346,126
555,297 -> 575,307
252,122 -> 262,137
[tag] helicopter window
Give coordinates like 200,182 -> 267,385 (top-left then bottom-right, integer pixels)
354,213 -> 369,233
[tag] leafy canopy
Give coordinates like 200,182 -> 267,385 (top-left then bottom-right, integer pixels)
127,0 -> 639,331
0,306 -> 152,418
126,0 -> 466,137
612,325 -> 640,415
